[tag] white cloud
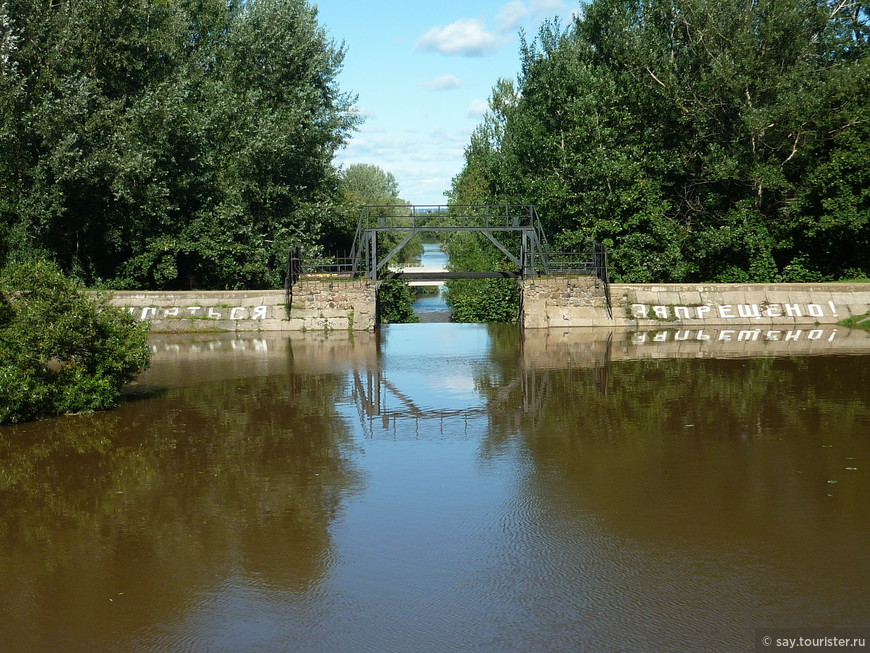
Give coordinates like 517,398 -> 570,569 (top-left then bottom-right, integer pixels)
420,74 -> 462,91
335,128 -> 467,204
467,99 -> 489,117
350,105 -> 377,120
496,1 -> 528,33
416,18 -> 500,56
531,0 -> 566,13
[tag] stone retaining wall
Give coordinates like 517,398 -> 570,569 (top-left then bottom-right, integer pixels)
521,278 -> 870,329
521,276 -> 613,328
110,279 -> 870,332
109,279 -> 376,332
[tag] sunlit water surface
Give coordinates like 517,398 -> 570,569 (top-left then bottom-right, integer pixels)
412,242 -> 450,323
1,324 -> 868,652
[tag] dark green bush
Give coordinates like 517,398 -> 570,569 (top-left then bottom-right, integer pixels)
0,260 -> 151,424
377,280 -> 419,324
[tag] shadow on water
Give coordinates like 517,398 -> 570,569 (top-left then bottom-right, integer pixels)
119,384 -> 168,403
0,344 -> 365,651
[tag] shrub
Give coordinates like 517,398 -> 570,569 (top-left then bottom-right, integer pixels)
446,278 -> 519,323
377,280 -> 420,324
0,260 -> 151,424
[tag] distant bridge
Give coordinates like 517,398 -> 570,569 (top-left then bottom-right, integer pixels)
284,204 -> 612,319
386,265 -> 450,287
286,204 -> 609,284
386,265 -> 524,286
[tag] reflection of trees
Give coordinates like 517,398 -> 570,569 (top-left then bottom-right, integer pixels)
477,353 -> 870,554
0,371 -> 360,650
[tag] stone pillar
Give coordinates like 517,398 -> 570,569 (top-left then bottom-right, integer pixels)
521,276 -> 613,328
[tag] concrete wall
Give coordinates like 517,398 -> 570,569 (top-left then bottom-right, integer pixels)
521,276 -> 613,328
110,279 -> 376,332
111,278 -> 870,332
521,278 -> 870,329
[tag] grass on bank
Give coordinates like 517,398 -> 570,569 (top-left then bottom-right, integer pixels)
837,312 -> 870,332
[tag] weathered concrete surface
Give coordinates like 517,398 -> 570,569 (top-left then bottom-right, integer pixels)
521,278 -> 870,329
110,279 -> 376,332
111,279 -> 870,331
521,276 -> 613,328
287,279 -> 376,331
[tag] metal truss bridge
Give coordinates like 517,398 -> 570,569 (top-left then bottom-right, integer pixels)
350,204 -> 553,282
285,204 -> 609,287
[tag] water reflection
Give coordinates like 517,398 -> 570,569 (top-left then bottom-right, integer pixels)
1,325 -> 868,652
0,364 -> 362,651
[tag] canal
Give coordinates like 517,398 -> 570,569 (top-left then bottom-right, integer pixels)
1,325 -> 868,652
411,241 -> 450,323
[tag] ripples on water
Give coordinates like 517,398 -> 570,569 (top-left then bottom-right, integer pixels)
0,325 -> 868,652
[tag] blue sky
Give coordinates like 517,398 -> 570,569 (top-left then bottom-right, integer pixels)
314,1 -> 581,205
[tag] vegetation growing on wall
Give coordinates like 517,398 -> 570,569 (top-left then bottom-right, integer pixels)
0,260 -> 151,424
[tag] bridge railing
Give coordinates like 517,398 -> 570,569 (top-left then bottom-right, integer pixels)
357,204 -> 539,230
546,244 -> 609,279
285,250 -> 357,284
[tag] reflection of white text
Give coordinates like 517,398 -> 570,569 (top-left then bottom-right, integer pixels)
632,329 -> 837,344
127,305 -> 269,321
149,339 -> 269,354
631,301 -> 839,320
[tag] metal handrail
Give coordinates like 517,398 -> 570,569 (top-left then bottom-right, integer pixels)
287,254 -> 358,279
354,204 -> 539,231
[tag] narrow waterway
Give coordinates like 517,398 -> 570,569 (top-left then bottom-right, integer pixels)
412,241 -> 450,323
1,325 -> 868,652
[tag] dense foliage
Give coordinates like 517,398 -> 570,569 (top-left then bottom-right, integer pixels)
443,230 -> 520,323
377,279 -> 420,324
0,260 -> 151,424
450,0 -> 869,283
0,0 -> 358,289
333,163 -> 422,265
334,164 -> 421,323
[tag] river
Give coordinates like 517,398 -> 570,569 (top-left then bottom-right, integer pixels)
1,325 -> 868,652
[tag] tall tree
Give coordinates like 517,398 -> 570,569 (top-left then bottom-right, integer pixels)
333,163 -> 421,264
453,0 -> 869,282
0,0 -> 359,289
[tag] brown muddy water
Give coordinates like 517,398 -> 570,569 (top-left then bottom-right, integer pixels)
1,324 -> 869,653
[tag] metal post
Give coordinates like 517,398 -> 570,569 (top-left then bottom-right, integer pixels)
369,231 -> 378,281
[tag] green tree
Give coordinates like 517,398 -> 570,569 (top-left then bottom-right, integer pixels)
0,260 -> 151,424
377,279 -> 420,324
0,0 -> 359,289
443,230 -> 520,323
333,163 -> 422,264
453,1 -> 870,282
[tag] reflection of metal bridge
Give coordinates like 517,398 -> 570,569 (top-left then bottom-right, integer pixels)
317,329 -> 617,440
347,338 -> 612,437
351,369 -> 517,421
386,265 -> 449,287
